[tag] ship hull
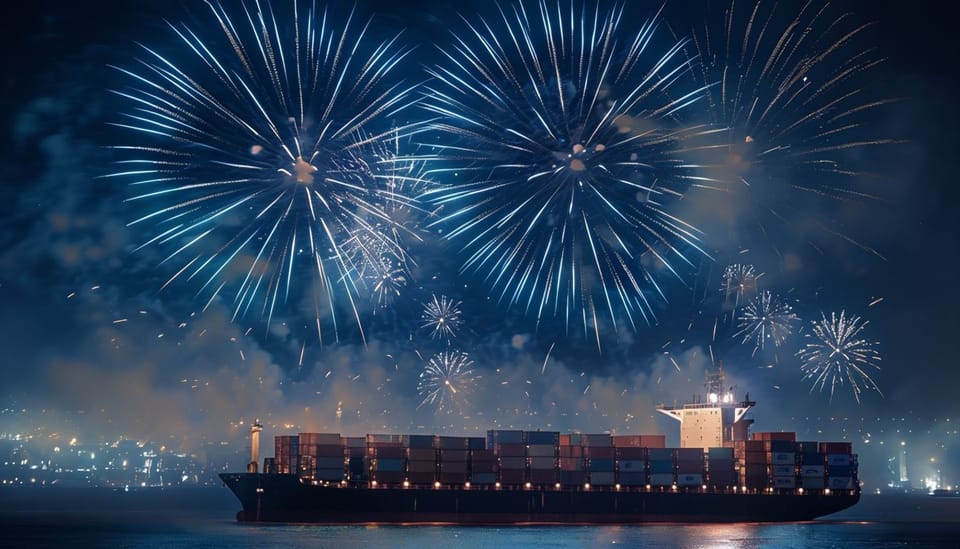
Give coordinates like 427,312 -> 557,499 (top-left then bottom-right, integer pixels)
220,473 -> 859,524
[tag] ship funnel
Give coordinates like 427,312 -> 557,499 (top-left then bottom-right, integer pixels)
248,419 -> 263,473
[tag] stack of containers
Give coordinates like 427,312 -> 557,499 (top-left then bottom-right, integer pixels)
490,430 -> 526,485
404,434 -> 437,485
613,436 -> 647,487
647,448 -> 675,487
367,434 -> 404,485
796,441 -> 825,489
706,447 -> 736,489
764,434 -> 797,490
438,436 -> 470,485
558,434 -> 585,486
274,435 -> 299,475
313,433 -> 345,481
675,447 -> 705,487
527,431 -> 559,485
738,439 -> 767,490
584,433 -> 615,486
344,436 -> 366,481
470,447 -> 498,485
821,442 -> 855,490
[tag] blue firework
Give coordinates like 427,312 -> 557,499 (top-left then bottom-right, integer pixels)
420,0 -> 712,348
685,0 -> 896,258
417,350 -> 478,413
734,290 -> 799,355
108,1 -> 418,342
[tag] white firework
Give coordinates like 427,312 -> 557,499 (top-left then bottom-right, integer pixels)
722,264 -> 762,310
417,350 -> 477,412
421,294 -> 463,340
735,291 -> 799,355
797,310 -> 882,404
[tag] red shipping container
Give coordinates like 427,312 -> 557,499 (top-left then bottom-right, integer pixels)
499,470 -> 526,484
585,446 -> 615,459
559,446 -> 584,458
612,435 -> 643,447
495,443 -> 526,456
639,435 -> 666,449
819,442 -> 852,454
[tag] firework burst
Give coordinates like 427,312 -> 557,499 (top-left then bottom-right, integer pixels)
721,263 -> 761,310
108,1 -> 418,343
797,310 -> 882,403
421,294 -> 463,341
686,0 -> 896,258
420,0 -> 713,349
417,350 -> 478,413
735,290 -> 799,355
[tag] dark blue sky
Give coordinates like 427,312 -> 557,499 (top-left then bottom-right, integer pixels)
0,1 -> 957,485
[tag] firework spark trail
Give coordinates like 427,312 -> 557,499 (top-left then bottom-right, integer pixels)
108,0 -> 420,343
686,0 -> 898,258
417,350 -> 478,412
421,294 -> 463,341
420,0 -> 716,349
735,290 -> 799,355
797,310 -> 882,403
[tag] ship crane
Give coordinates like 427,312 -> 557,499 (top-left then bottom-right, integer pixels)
657,367 -> 755,450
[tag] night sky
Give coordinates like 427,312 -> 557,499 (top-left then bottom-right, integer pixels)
0,1 -> 957,487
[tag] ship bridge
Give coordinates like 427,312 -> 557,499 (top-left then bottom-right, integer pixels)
657,368 -> 755,450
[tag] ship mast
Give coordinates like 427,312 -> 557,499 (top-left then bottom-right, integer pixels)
656,365 -> 755,450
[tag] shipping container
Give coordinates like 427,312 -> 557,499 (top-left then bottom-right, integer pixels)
406,472 -> 436,484
370,446 -> 404,459
675,448 -> 703,462
468,437 -> 486,451
585,446 -> 615,459
772,465 -> 795,477
406,446 -> 437,461
649,473 -> 675,486
367,434 -> 403,445
405,434 -> 436,449
648,460 -> 673,474
799,452 -> 825,466
374,471 -> 403,484
708,447 -> 734,460
560,470 -> 586,485
582,434 -> 612,447
590,472 -> 616,485
499,470 -> 526,484
827,477 -> 854,490
374,458 -> 404,471
639,435 -> 666,448
407,460 -> 436,474
770,452 -> 795,465
800,465 -> 825,478
795,441 -> 819,454
826,454 -> 851,467
819,442 -> 852,454
744,451 -> 767,464
315,468 -> 345,481
612,435 -> 642,447
529,456 -> 556,470
527,431 -> 560,445
647,448 -> 673,461
800,477 -> 825,489
437,436 -> 469,450
500,456 -> 526,469
527,444 -> 557,457
314,444 -> 345,458
618,459 -> 646,472
559,457 -> 584,471
530,469 -> 557,484
439,472 -> 469,484
471,472 -> 497,484
589,459 -> 615,471
768,440 -> 795,453
315,456 -> 345,470
495,443 -> 526,456
677,473 -> 703,487
773,476 -> 796,489
618,472 -> 647,486
617,447 -> 647,460
559,446 -> 584,458
440,461 -> 468,474
487,430 -> 524,446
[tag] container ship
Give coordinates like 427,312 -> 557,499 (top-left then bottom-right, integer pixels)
221,371 -> 860,523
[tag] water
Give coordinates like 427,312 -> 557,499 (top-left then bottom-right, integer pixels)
3,488 -> 958,548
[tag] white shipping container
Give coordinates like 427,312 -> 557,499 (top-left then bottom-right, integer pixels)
649,473 -> 675,486
800,465 -> 825,478
826,454 -> 851,467
773,476 -> 796,488
677,473 -> 703,486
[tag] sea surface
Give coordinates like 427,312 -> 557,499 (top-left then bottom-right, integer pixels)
2,487 -> 959,548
